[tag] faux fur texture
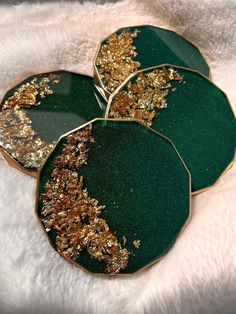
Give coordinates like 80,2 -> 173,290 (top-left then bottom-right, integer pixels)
0,1 -> 236,313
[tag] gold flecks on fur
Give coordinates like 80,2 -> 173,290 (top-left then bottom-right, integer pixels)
0,74 -> 60,170
40,125 -> 130,274
109,67 -> 184,126
96,29 -> 140,93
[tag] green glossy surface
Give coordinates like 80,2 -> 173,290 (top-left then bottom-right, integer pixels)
38,120 -> 190,274
113,67 -> 236,192
131,25 -> 209,77
1,71 -> 105,171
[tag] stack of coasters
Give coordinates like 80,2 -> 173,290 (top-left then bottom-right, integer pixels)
95,25 -> 235,194
1,25 -> 235,274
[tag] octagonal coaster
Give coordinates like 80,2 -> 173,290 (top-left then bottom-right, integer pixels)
106,66 -> 236,193
36,119 -> 190,275
94,25 -> 209,100
0,71 -> 105,175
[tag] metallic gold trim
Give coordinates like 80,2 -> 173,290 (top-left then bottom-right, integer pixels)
105,64 -> 236,196
0,70 -> 96,177
35,117 -> 192,276
94,24 -> 211,101
191,150 -> 236,196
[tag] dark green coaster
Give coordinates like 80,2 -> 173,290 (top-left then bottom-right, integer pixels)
94,25 -> 209,99
0,71 -> 105,174
37,119 -> 190,274
106,66 -> 236,193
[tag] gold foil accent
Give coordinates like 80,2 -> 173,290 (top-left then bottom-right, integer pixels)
0,110 -> 54,170
96,29 -> 140,93
0,74 -> 60,170
133,240 -> 141,249
2,74 -> 60,110
40,125 -> 130,274
109,67 -> 183,126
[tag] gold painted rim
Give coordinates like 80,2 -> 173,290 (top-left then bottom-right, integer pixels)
0,69 -> 96,177
35,117 -> 192,276
104,64 -> 236,196
93,24 -> 211,101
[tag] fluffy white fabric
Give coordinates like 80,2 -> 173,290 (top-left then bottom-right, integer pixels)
0,1 -> 235,313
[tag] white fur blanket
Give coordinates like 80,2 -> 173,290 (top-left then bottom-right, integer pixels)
0,1 -> 235,313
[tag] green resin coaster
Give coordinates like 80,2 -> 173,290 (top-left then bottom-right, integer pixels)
106,66 -> 236,193
0,71 -> 105,175
94,25 -> 209,100
36,119 -> 190,275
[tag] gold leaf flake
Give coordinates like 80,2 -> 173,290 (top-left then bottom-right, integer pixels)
0,74 -> 60,170
96,29 -> 140,93
3,74 -> 60,110
40,125 -> 130,274
133,240 -> 141,249
109,67 -> 184,126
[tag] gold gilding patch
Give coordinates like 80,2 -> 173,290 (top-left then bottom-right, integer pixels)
109,67 -> 184,126
0,74 -> 60,170
96,29 -> 140,93
0,110 -> 54,170
133,240 -> 141,249
40,125 -> 130,274
2,74 -> 60,110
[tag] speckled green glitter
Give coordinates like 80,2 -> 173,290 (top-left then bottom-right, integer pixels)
37,120 -> 190,274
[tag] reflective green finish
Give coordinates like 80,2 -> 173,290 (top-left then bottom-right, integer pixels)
131,25 -> 209,77
38,120 -> 190,274
26,72 -> 105,142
